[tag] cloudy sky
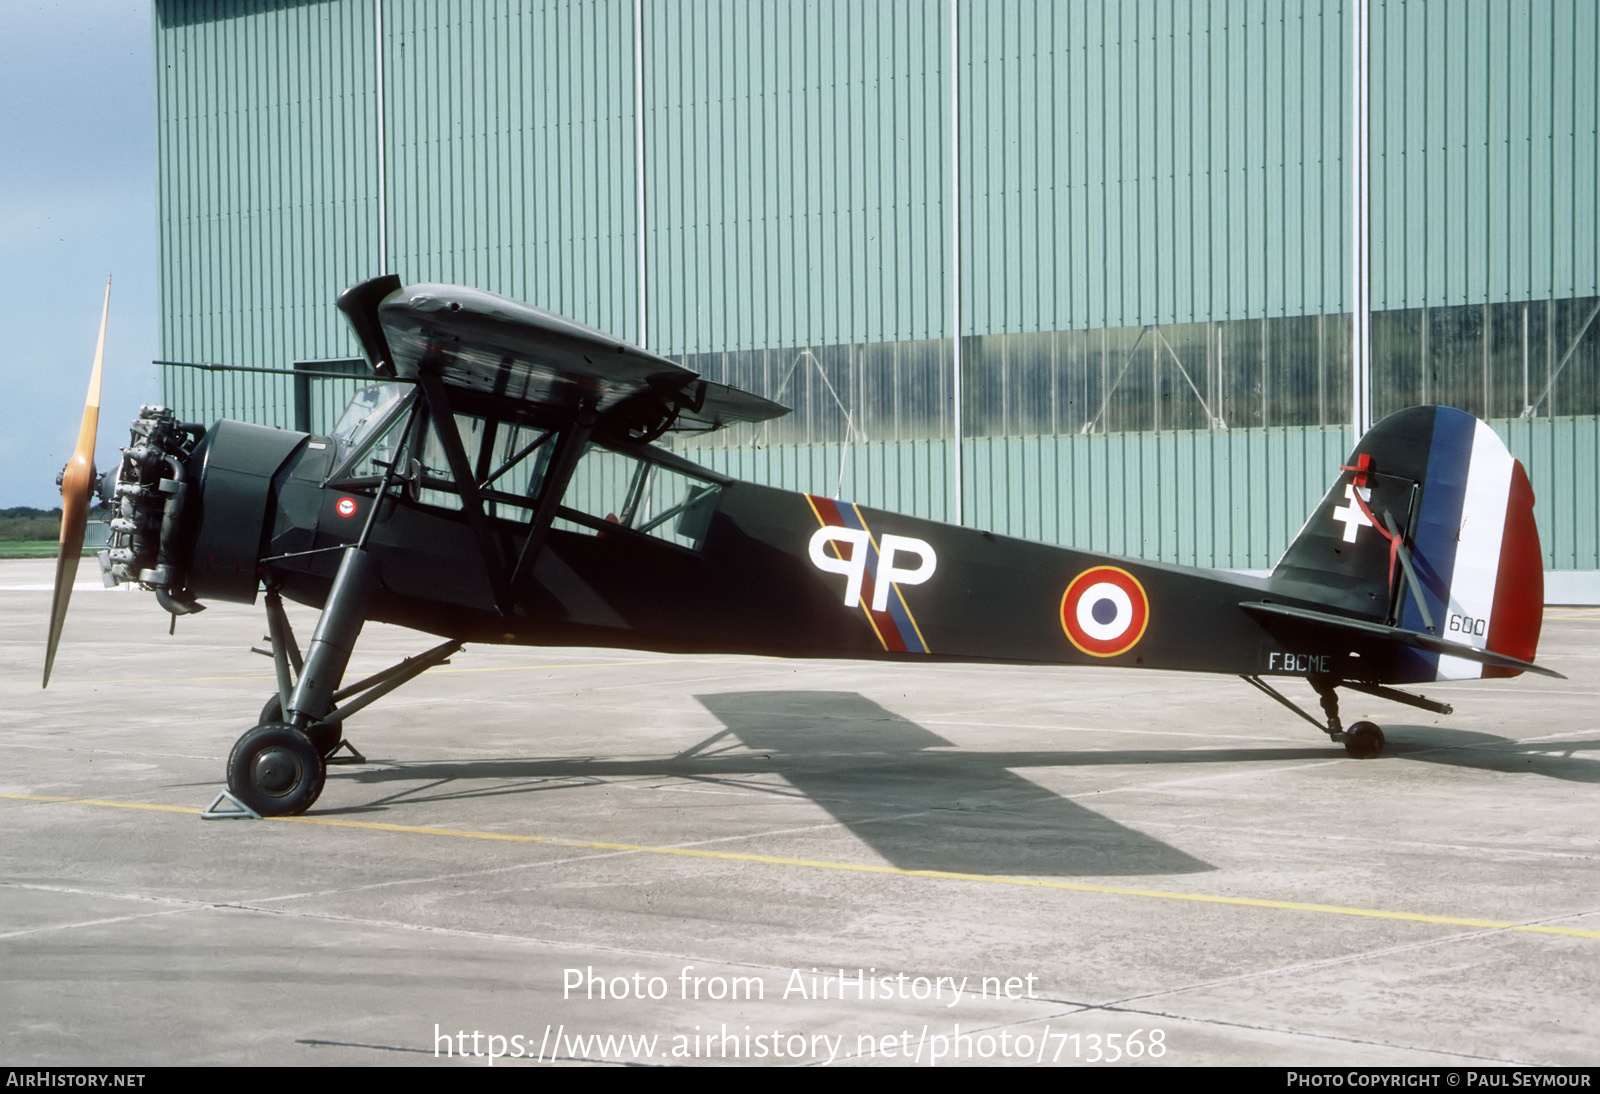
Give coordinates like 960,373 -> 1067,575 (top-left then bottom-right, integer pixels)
2,1 -> 160,508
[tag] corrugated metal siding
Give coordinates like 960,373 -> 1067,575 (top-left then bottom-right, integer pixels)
679,438 -> 953,525
961,425 -> 1353,569
383,0 -> 639,339
152,0 -> 1600,578
155,0 -> 381,371
1499,414 -> 1600,571
157,363 -> 369,434
682,425 -> 1354,570
961,0 -> 1350,333
1371,0 -> 1600,310
152,0 -> 1600,351
159,363 -> 296,429
643,0 -> 951,355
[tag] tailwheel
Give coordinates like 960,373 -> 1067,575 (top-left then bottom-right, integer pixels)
227,723 -> 326,816
1341,720 -> 1386,759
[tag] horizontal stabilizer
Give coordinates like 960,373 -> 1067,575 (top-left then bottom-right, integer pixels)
1241,601 -> 1564,679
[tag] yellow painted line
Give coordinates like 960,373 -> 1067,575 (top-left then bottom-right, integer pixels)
5,792 -> 1598,940
3,793 -> 205,817
16,673 -> 280,688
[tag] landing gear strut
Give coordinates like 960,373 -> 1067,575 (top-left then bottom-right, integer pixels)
1311,679 -> 1387,758
224,548 -> 462,816
1238,674 -> 1444,760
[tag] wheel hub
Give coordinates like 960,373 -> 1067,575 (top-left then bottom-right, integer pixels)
252,747 -> 301,795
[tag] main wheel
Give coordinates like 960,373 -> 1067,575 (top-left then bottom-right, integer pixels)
1342,720 -> 1386,759
227,723 -> 326,816
258,695 -> 342,757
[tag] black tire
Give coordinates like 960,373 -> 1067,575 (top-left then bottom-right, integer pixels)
227,723 -> 326,816
1343,720 -> 1386,759
305,722 -> 343,757
259,693 -> 284,724
259,695 -> 342,758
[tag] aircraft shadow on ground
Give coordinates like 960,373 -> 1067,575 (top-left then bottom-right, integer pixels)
318,692 -> 1600,875
688,690 -> 1213,877
1377,724 -> 1600,782
330,689 -> 1220,877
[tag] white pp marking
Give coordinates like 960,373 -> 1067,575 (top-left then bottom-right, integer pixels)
808,527 -> 937,611
1075,582 -> 1133,641
1331,484 -> 1373,543
808,527 -> 870,608
872,534 -> 936,611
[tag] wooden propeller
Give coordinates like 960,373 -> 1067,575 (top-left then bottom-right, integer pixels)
43,278 -> 111,688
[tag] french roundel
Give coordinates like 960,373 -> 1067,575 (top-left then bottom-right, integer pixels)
1060,566 -> 1150,658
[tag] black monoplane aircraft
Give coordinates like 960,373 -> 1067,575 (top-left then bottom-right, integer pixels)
45,276 -> 1560,816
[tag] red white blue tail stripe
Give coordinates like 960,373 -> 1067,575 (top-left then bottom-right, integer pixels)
1399,410 -> 1543,680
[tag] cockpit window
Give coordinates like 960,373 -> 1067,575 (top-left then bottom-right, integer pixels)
326,383 -> 554,516
556,444 -> 722,551
322,384 -> 717,547
329,382 -> 412,475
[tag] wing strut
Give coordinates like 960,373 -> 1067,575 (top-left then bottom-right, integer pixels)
415,370 -> 514,615
508,408 -> 595,593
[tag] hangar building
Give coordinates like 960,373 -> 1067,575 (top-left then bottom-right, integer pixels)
152,0 -> 1600,593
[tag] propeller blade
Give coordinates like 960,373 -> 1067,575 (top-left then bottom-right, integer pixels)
43,278 -> 111,688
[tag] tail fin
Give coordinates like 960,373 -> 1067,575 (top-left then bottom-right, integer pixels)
1270,406 -> 1544,681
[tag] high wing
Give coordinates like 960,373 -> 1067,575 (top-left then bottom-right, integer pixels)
337,274 -> 788,437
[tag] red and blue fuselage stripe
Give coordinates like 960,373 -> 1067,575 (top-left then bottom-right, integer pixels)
806,495 -> 929,655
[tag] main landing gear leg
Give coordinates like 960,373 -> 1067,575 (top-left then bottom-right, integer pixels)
229,548 -> 464,816
1240,675 -> 1387,759
228,547 -> 377,817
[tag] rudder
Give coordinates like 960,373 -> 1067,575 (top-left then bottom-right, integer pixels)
1270,406 -> 1544,681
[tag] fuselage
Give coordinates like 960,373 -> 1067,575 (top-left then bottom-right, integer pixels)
165,416 -> 1410,685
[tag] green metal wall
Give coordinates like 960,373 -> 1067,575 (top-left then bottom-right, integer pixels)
1502,414 -> 1600,572
961,1 -> 1350,332
1371,0 -> 1600,310
153,0 -> 1600,578
156,0 -> 382,371
686,426 -> 1352,572
154,0 -> 1600,349
383,0 -> 640,340
643,0 -> 950,354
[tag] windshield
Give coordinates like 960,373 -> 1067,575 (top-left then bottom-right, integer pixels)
331,382 -> 411,455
